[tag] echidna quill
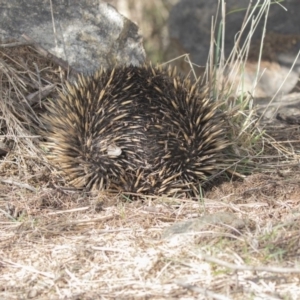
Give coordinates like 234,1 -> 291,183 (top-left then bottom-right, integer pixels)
42,64 -> 227,196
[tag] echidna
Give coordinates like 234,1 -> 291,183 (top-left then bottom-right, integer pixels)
42,64 -> 227,196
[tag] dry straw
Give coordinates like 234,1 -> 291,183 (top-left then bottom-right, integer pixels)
1,0 -> 300,299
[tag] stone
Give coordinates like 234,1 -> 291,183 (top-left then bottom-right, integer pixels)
0,0 -> 146,73
168,0 -> 300,97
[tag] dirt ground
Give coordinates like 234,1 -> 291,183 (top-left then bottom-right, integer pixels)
1,172 -> 300,299
1,43 -> 300,300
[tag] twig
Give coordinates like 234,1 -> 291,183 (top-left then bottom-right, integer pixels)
0,208 -> 17,221
0,41 -> 31,48
47,206 -> 90,215
1,179 -> 36,192
26,84 -> 56,105
1,259 -> 55,279
176,281 -> 231,300
199,253 -> 300,274
255,93 -> 300,108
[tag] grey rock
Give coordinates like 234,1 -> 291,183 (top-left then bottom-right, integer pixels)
169,0 -> 300,67
168,0 -> 300,98
224,60 -> 300,98
0,0 -> 145,73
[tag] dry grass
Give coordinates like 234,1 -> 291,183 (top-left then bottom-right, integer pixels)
1,173 -> 300,299
1,0 -> 300,299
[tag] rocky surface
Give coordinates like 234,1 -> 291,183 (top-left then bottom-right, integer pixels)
168,0 -> 300,98
0,0 -> 146,73
169,0 -> 300,67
